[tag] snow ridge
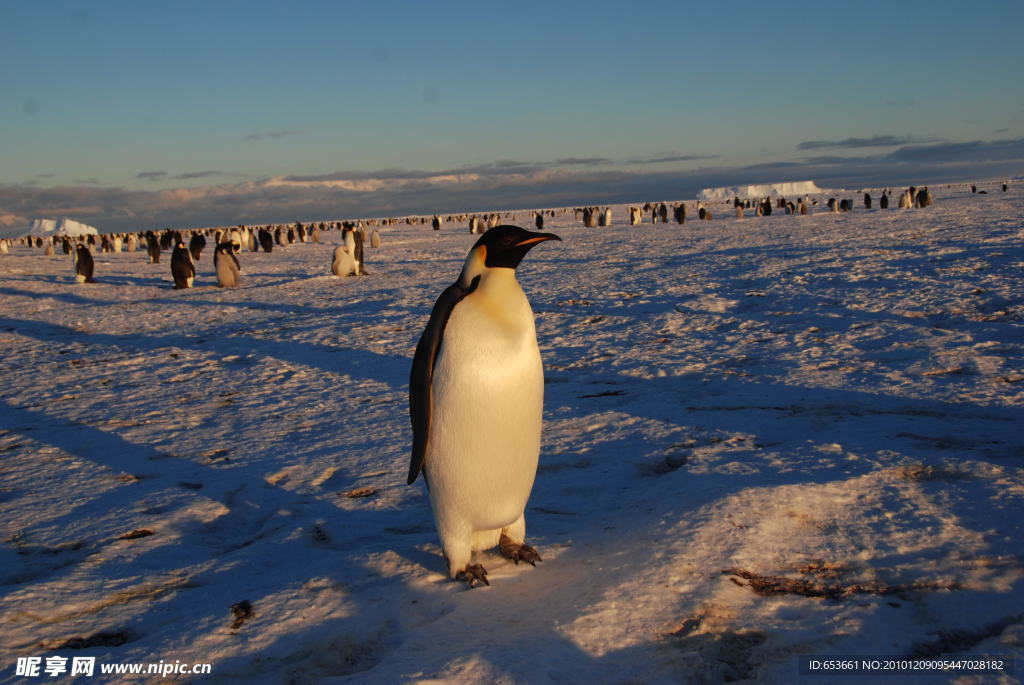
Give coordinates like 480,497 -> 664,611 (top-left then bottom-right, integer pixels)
698,180 -> 823,202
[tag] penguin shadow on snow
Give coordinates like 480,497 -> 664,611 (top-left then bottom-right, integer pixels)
139,295 -> 400,321
0,285 -> 118,309
0,315 -> 410,386
85,274 -> 175,288
0,400 -> 429,679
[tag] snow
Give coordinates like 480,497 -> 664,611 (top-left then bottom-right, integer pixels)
698,181 -> 824,202
1,181 -> 1022,684
26,218 -> 99,239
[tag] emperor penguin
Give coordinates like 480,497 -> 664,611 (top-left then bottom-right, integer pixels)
147,233 -> 161,263
214,241 -> 241,287
170,240 -> 195,289
675,204 -> 687,224
189,233 -> 206,261
408,225 -> 561,587
331,227 -> 364,276
74,244 -> 96,283
259,229 -> 274,253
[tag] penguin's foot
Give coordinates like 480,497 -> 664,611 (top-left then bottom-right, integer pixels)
499,534 -> 542,566
455,563 -> 489,588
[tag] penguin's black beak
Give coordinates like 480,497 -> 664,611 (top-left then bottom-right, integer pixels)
515,232 -> 561,247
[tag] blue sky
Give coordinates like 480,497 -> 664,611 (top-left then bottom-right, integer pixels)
2,0 -> 1022,231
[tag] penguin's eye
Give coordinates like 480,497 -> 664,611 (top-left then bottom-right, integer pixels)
501,235 -> 515,246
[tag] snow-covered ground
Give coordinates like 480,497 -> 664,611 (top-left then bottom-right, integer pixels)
1,181 -> 1022,684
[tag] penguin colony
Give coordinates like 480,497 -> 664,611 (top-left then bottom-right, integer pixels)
6,179 -> 965,293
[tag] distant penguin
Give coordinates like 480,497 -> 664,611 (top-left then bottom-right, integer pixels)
259,229 -> 274,253
659,203 -> 668,223
735,205 -> 744,219
126,234 -> 138,252
799,201 -> 808,215
214,242 -> 241,288
899,190 -> 912,209
582,207 -> 595,227
469,216 -> 480,234
674,204 -> 686,224
432,215 -> 442,231
1003,183 -> 1008,192
408,225 -> 560,587
311,226 -> 321,243
331,228 -> 363,276
113,235 -> 123,252
74,244 -> 96,283
61,238 -> 72,255
864,192 -> 872,209
971,184 -> 977,193
159,231 -> 172,250
601,208 -> 612,226
331,244 -> 354,277
880,193 -> 889,209
630,206 -> 641,225
147,233 -> 161,263
170,241 -> 195,289
698,206 -> 706,220
44,243 -> 54,256
189,233 -> 206,261
370,230 -> 381,248
535,212 -> 544,230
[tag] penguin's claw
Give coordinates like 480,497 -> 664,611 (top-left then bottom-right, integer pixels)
456,564 -> 489,588
499,536 -> 542,566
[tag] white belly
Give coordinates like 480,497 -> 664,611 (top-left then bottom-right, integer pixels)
332,246 -> 354,276
427,270 -> 543,532
217,259 -> 237,287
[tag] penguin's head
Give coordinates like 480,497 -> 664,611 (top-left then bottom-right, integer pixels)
458,225 -> 559,288
475,225 -> 561,269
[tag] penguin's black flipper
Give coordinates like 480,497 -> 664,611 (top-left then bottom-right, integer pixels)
407,279 -> 474,485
